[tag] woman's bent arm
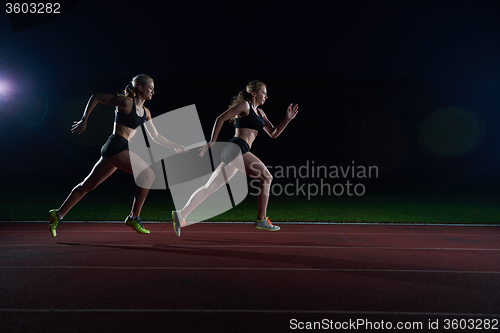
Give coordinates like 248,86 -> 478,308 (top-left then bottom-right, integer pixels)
72,94 -> 130,135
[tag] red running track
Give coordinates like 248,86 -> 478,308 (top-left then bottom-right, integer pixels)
0,222 -> 499,332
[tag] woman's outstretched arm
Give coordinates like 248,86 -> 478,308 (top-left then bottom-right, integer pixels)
262,103 -> 299,139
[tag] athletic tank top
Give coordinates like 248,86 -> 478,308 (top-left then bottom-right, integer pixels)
114,97 -> 146,129
235,102 -> 265,131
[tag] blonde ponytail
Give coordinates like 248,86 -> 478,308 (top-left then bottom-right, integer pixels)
229,80 -> 266,126
120,74 -> 153,98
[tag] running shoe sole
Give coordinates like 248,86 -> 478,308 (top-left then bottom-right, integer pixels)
254,225 -> 280,231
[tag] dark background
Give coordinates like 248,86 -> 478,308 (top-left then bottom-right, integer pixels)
2,0 -> 500,196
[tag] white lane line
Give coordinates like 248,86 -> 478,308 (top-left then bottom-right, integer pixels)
0,244 -> 499,250
1,266 -> 499,274
0,308 -> 497,317
2,221 -> 500,227
2,231 -> 500,237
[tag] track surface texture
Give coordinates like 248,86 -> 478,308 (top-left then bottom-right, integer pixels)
1,222 -> 499,332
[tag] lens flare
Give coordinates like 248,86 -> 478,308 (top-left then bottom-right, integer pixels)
0,78 -> 12,96
0,75 -> 49,128
419,107 -> 485,156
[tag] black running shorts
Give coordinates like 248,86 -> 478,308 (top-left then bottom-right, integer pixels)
221,137 -> 250,164
101,134 -> 128,160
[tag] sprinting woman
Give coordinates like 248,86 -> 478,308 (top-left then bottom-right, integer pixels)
49,74 -> 184,237
172,80 -> 298,236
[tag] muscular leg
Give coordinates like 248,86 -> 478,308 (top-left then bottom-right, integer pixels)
58,157 -> 117,218
58,150 -> 154,219
238,153 -> 273,221
180,163 -> 238,219
180,152 -> 272,221
106,150 -> 155,217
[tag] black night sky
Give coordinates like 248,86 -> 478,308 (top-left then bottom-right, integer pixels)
2,0 -> 500,194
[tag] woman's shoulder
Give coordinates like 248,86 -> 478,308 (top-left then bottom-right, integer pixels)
231,100 -> 251,115
257,107 -> 267,118
233,100 -> 251,108
116,96 -> 134,113
144,106 -> 152,120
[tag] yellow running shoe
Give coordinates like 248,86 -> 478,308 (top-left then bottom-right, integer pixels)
124,216 -> 150,234
49,209 -> 62,237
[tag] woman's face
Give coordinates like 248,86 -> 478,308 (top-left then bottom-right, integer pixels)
139,80 -> 155,100
252,86 -> 268,106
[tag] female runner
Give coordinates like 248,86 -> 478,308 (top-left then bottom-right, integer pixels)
49,74 -> 184,237
172,80 -> 298,236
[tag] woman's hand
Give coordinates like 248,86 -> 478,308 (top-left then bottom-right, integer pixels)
286,103 -> 299,120
71,120 -> 87,135
199,141 -> 215,157
175,145 -> 186,154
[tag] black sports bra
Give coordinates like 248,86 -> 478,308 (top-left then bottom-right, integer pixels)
235,102 -> 265,131
114,97 -> 146,129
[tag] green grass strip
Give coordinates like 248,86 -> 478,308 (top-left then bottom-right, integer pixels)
3,188 -> 499,224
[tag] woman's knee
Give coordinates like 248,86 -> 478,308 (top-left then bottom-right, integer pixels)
248,161 -> 272,183
262,170 -> 273,184
136,167 -> 156,189
75,180 -> 98,194
202,172 -> 227,194
203,179 -> 221,194
255,164 -> 273,183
